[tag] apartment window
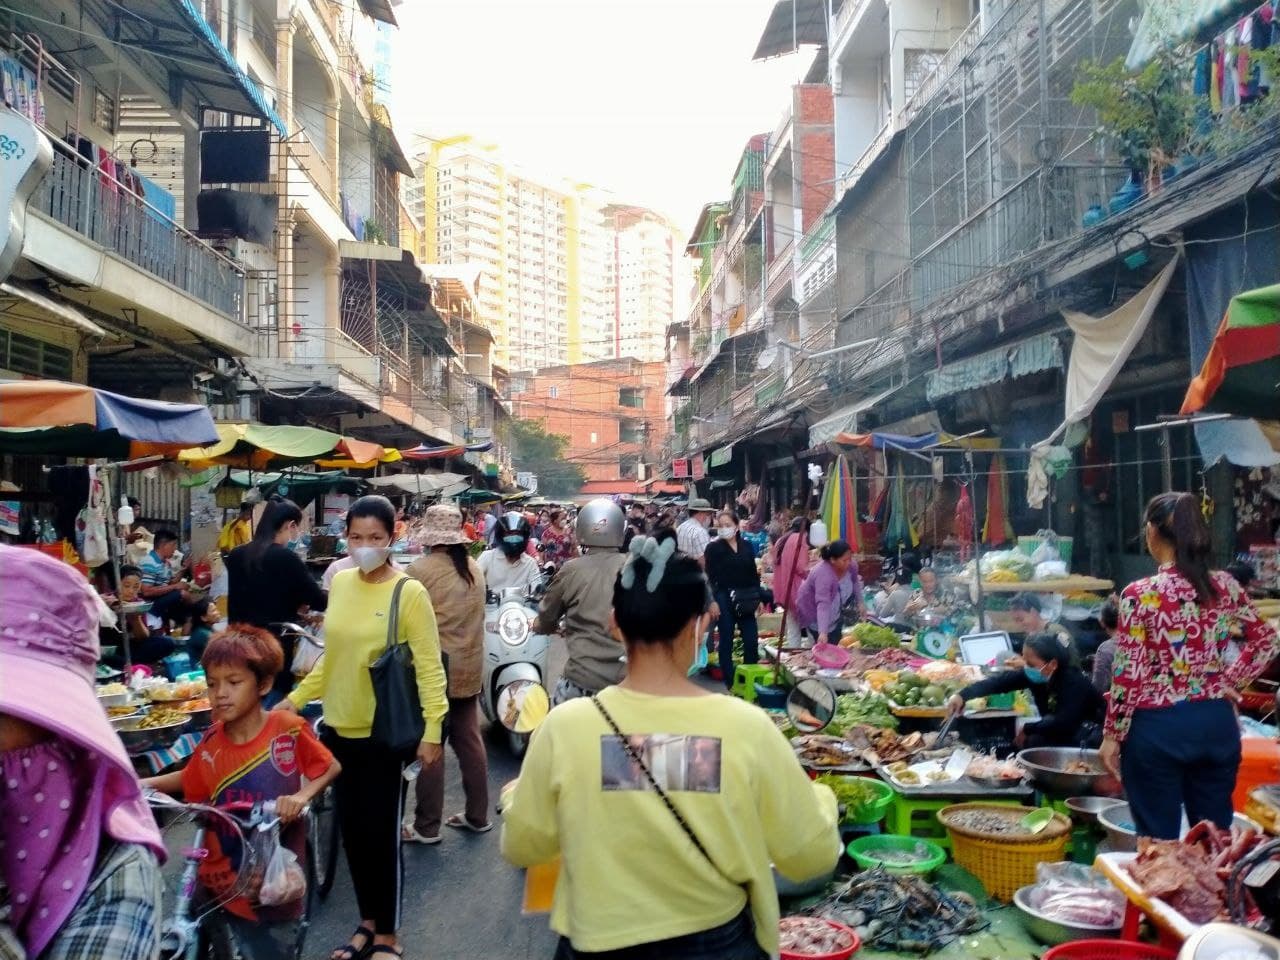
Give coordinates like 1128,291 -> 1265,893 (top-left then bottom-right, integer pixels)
549,385 -> 559,399
590,432 -> 598,445
92,87 -> 116,134
904,49 -> 946,101
0,328 -> 72,380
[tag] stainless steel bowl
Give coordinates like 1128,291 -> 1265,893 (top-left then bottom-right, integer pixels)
111,715 -> 190,754
1016,748 -> 1121,797
1065,796 -> 1121,827
968,773 -> 1026,790
1012,885 -> 1123,944
181,706 -> 213,731
1097,803 -> 1260,853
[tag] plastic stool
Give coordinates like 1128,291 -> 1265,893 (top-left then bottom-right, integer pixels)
730,664 -> 775,702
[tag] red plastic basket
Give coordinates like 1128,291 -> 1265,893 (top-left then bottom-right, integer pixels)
779,919 -> 860,960
1042,941 -> 1177,960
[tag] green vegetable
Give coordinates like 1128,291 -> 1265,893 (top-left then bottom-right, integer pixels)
850,622 -> 901,650
815,774 -> 886,818
822,691 -> 898,732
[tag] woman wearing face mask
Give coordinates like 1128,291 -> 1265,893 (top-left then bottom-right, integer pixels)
0,545 -> 166,960
501,536 -> 839,959
704,511 -> 763,689
225,496 -> 327,701
946,633 -> 1105,748
278,495 -> 449,960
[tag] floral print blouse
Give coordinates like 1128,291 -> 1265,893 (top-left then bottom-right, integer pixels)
1105,564 -> 1280,742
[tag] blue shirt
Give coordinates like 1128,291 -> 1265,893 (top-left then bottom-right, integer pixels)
742,529 -> 769,556
139,549 -> 171,587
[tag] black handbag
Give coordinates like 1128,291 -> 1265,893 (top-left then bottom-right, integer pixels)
369,577 -> 425,755
729,586 -> 763,619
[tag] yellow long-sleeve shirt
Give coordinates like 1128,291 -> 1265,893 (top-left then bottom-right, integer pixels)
500,686 -> 839,954
289,570 -> 448,744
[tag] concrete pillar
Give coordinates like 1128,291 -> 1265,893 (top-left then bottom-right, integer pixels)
275,17 -> 294,133
276,210 -> 295,361
324,251 -> 341,363
183,125 -> 201,229
325,85 -> 340,199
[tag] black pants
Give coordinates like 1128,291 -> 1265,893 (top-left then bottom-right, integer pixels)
1120,698 -> 1241,840
553,908 -> 764,960
714,590 -> 759,689
324,732 -> 406,935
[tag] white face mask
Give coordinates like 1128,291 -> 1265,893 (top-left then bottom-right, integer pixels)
350,546 -> 392,573
718,527 -> 736,540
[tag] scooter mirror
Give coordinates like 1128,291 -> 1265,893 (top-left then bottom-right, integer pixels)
498,679 -> 550,733
786,678 -> 838,733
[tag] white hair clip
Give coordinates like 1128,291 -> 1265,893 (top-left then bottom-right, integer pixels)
620,535 -> 676,593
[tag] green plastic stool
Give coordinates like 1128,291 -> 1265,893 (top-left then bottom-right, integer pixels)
731,664 -> 775,703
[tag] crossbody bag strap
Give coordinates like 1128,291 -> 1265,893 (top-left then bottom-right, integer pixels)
590,695 -> 727,882
385,576 -> 408,652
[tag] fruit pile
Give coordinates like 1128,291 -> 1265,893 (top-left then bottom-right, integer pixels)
880,670 -> 966,710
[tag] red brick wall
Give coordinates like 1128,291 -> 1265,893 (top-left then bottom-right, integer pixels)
793,84 -> 835,234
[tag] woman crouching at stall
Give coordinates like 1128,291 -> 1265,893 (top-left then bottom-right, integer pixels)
947,633 -> 1105,748
501,536 -> 840,959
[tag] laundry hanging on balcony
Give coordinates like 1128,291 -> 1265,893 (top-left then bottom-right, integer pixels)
1,53 -> 45,125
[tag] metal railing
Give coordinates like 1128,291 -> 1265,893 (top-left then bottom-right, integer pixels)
290,134 -> 337,204
900,14 -> 983,127
33,145 -> 246,320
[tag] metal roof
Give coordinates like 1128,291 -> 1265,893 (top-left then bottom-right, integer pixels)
753,0 -> 831,61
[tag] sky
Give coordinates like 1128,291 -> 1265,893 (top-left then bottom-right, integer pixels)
389,0 -> 814,236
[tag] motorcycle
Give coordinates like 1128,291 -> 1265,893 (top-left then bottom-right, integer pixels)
481,585 -> 551,758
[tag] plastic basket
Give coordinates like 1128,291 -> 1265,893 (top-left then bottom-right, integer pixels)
1041,941 -> 1177,960
833,778 -> 895,825
938,804 -> 1070,901
779,919 -> 860,960
846,834 -> 945,875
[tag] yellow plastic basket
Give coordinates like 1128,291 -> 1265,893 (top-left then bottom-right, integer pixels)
938,804 -> 1070,902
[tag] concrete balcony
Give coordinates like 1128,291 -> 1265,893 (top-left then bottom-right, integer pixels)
27,143 -> 253,355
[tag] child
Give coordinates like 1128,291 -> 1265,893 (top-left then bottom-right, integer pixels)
187,599 -> 221,663
109,565 -> 177,666
145,627 -> 340,960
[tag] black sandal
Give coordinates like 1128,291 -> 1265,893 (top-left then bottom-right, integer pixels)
330,925 -> 374,960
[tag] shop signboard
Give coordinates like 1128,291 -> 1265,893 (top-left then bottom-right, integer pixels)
672,458 -> 690,479
692,453 -> 706,480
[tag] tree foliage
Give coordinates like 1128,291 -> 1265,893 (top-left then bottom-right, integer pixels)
511,419 -> 586,498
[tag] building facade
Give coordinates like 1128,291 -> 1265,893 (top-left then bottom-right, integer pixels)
603,204 -> 684,363
510,359 -> 668,483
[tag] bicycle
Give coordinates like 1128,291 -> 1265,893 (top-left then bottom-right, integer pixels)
148,794 -> 314,960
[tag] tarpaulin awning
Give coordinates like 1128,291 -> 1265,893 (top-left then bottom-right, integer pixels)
0,380 -> 218,457
0,282 -> 109,338
179,423 -> 388,470
1126,0 -> 1257,69
753,0 -> 830,60
833,430 -> 1001,451
366,473 -> 470,496
808,384 -> 901,448
400,440 -> 493,461
925,332 -> 1063,403
1182,282 -> 1280,420
1039,256 -> 1179,448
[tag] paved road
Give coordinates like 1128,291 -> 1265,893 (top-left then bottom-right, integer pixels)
307,642 -> 568,960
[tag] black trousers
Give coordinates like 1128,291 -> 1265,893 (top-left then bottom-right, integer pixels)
553,908 -> 764,960
1120,698 -> 1241,840
324,732 -> 406,934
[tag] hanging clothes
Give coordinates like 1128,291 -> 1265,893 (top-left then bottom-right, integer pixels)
953,483 -> 975,545
1194,46 -> 1211,96
981,455 -> 1014,546
1212,40 -> 1224,112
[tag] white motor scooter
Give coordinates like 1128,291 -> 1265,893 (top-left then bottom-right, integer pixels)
481,585 -> 551,757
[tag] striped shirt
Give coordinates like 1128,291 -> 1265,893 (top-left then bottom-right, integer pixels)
676,517 -> 711,559
138,550 -> 171,587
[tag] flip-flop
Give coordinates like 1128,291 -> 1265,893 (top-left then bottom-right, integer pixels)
401,825 -> 441,845
444,813 -> 493,833
330,925 -> 374,960
367,947 -> 403,959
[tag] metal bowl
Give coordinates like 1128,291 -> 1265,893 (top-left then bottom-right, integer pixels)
968,773 -> 1027,790
180,706 -> 213,731
1012,885 -> 1123,944
1016,748 -> 1120,797
1065,795 -> 1121,827
111,714 -> 190,753
1097,803 -> 1260,853
97,689 -> 132,707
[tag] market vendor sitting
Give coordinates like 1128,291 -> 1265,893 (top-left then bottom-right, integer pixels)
872,567 -> 914,622
946,633 -> 1105,748
105,565 -> 178,667
903,567 -> 947,620
138,529 -> 196,626
1009,591 -> 1073,650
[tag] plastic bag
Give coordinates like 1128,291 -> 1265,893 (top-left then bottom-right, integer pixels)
1028,862 -> 1125,928
1028,529 -> 1062,566
290,629 -> 324,677
257,822 -> 307,906
77,466 -> 110,569
1034,560 -> 1068,581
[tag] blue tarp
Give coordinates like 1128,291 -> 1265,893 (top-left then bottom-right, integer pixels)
93,389 -> 219,447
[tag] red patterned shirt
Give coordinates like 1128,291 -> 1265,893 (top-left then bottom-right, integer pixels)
1105,565 -> 1280,741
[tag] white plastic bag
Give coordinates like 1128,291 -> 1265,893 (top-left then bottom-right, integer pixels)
290,630 -> 324,677
77,466 -> 110,569
1028,529 -> 1062,566
257,823 -> 307,906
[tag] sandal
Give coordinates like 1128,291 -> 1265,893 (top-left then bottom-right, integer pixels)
367,947 -> 403,959
330,925 -> 374,960
401,825 -> 441,845
445,813 -> 493,834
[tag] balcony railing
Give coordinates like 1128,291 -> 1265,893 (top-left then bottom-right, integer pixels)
901,14 -> 983,127
33,144 -> 246,320
291,135 -> 338,204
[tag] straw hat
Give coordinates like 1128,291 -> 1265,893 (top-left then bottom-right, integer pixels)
419,503 -> 472,546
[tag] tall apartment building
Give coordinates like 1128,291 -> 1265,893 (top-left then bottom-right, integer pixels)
405,137 -> 618,371
603,204 -> 683,362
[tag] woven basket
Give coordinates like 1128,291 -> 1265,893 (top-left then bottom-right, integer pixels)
938,803 -> 1070,902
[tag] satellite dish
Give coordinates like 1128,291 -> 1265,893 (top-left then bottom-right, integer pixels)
756,345 -> 778,370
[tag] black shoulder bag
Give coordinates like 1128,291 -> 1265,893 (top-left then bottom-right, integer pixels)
370,577 -> 425,755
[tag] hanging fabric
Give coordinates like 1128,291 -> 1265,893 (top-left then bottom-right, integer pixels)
882,462 -> 919,551
982,455 -> 1014,546
954,483 -> 976,546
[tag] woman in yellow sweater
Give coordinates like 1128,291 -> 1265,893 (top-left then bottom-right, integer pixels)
501,536 -> 839,959
278,495 -> 448,960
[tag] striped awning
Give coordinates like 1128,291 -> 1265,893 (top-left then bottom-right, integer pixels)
1126,0 -> 1259,69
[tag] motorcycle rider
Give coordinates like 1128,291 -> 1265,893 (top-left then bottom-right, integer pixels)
534,499 -> 628,705
478,512 -> 542,594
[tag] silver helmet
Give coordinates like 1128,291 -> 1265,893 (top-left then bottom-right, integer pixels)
575,498 -> 625,549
